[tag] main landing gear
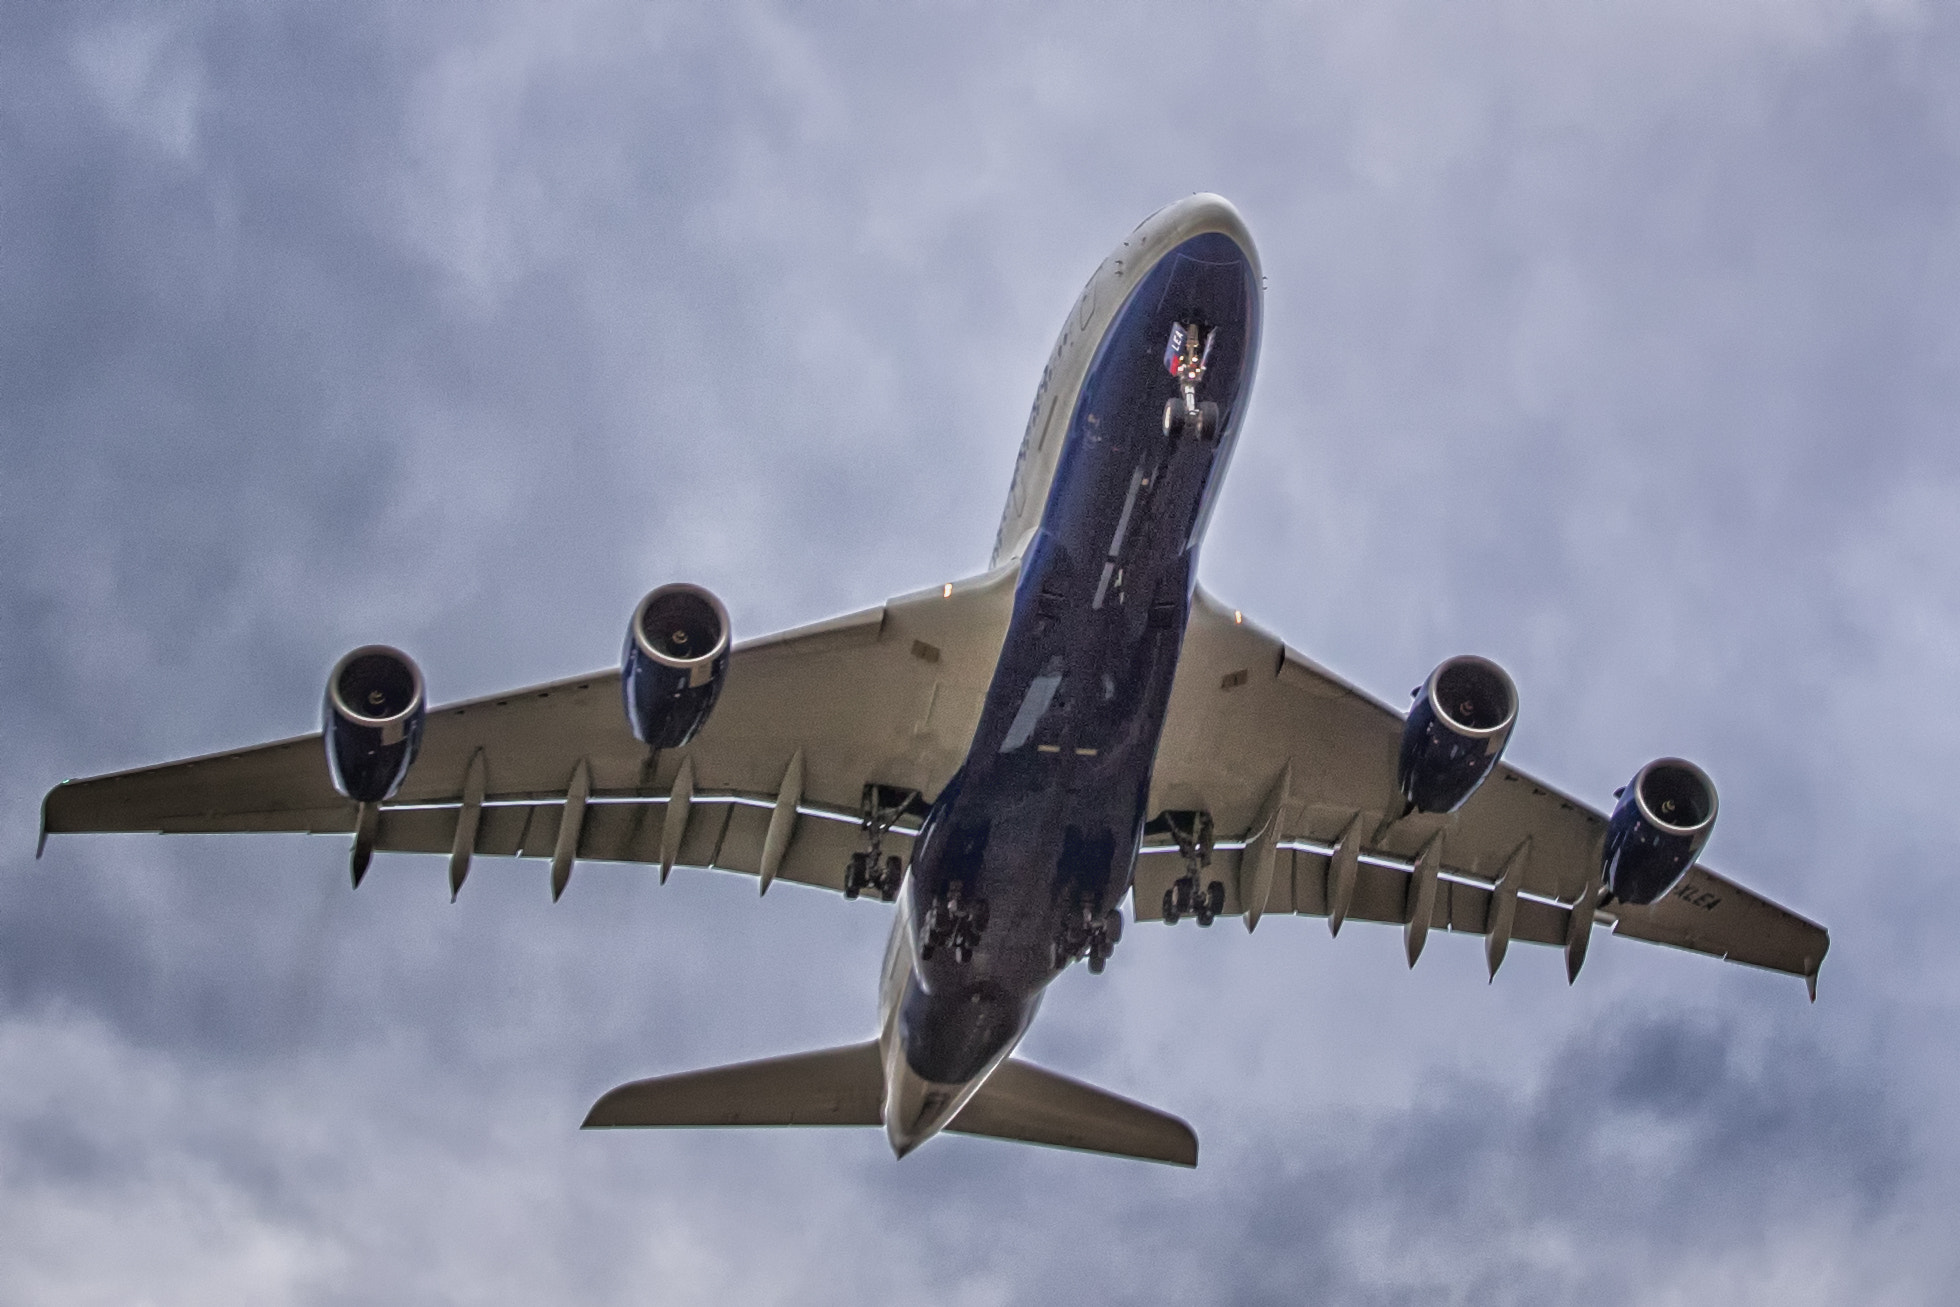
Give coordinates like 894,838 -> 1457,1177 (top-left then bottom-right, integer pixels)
921,882 -> 990,965
1053,903 -> 1123,974
844,852 -> 902,903
1160,810 -> 1225,927
1162,320 -> 1221,444
843,784 -> 917,902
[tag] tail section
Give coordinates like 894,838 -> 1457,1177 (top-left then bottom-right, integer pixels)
583,1043 -> 1197,1167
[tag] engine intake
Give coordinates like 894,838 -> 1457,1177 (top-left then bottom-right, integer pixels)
1397,655 -> 1518,814
324,645 -> 426,802
622,584 -> 730,749
1603,758 -> 1717,905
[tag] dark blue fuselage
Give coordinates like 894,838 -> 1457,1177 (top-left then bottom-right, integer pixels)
900,231 -> 1261,1084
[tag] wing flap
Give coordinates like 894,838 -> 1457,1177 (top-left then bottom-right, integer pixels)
1131,836 -> 1820,978
1133,846 -> 1577,950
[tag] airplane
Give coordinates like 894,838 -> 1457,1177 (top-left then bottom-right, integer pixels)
40,194 -> 1828,1168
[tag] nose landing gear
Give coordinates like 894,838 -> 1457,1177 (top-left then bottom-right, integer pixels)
1162,321 -> 1222,444
1158,809 -> 1225,927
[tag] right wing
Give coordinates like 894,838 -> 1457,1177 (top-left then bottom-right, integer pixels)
1141,589 -> 1829,992
41,566 -> 1020,896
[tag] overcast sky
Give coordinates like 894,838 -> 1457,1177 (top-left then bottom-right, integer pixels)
4,2 -> 1958,1303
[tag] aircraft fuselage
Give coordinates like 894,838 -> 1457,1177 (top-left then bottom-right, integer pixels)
881,197 -> 1263,1154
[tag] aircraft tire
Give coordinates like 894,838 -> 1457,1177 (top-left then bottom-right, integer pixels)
1163,397 -> 1189,437
1197,401 -> 1221,442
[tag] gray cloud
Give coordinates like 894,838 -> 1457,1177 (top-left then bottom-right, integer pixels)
5,0 -> 1959,1301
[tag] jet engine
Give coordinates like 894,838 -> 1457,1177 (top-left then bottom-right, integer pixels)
323,645 -> 426,802
1602,758 -> 1717,905
622,583 -> 731,748
1396,655 -> 1518,814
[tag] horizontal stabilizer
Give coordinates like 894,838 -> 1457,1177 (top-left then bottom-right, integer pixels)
583,1041 -> 883,1128
948,1058 -> 1198,1166
583,1042 -> 1197,1166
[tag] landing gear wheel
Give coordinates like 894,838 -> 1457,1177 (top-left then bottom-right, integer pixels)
1162,887 -> 1180,924
843,852 -> 866,900
1206,880 -> 1226,916
1088,950 -> 1106,975
1194,900 -> 1214,928
1196,401 -> 1220,443
881,855 -> 904,902
1163,397 -> 1189,437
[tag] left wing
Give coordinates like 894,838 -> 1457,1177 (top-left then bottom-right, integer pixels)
41,567 -> 1019,896
1142,590 -> 1829,993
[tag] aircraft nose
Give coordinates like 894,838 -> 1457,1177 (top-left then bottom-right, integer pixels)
1136,193 -> 1262,277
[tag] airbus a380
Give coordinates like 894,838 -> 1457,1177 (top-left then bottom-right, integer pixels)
42,195 -> 1827,1166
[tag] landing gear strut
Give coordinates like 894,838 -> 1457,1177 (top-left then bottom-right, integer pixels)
844,784 -> 916,902
1162,321 -> 1221,444
921,882 -> 990,965
1053,903 -> 1123,974
1159,810 -> 1225,927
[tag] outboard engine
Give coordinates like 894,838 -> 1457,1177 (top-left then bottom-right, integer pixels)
1397,655 -> 1518,814
323,645 -> 426,802
1602,758 -> 1718,904
622,583 -> 731,748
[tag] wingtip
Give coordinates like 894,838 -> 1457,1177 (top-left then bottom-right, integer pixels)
1168,1122 -> 1200,1169
36,783 -> 61,858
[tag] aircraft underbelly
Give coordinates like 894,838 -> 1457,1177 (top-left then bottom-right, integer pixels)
894,228 -> 1262,1088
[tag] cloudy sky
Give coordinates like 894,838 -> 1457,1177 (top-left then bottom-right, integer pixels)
5,2 -> 1958,1302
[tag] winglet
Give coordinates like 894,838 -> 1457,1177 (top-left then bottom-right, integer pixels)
36,783 -> 62,858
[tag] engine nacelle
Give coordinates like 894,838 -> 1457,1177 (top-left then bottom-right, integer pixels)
1397,655 -> 1518,814
1603,758 -> 1717,905
622,584 -> 731,749
323,645 -> 426,802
